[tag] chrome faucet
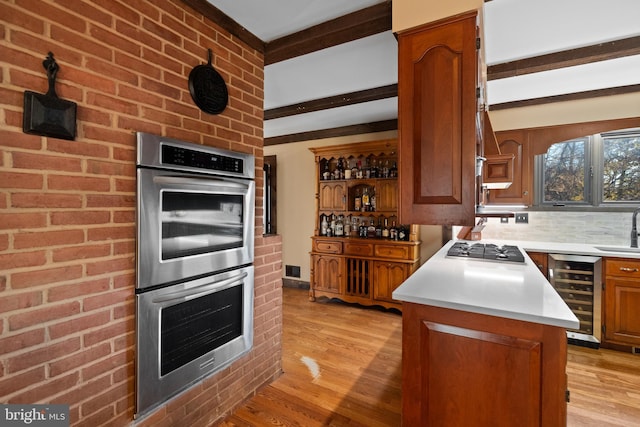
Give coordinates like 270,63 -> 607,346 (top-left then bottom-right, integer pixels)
632,207 -> 640,248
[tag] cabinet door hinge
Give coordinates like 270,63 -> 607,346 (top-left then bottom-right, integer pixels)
476,87 -> 481,99
476,37 -> 481,50
565,389 -> 570,403
602,324 -> 606,334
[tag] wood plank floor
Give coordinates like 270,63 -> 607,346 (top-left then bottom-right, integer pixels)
219,287 -> 640,426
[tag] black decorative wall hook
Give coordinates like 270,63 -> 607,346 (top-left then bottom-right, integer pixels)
23,52 -> 77,140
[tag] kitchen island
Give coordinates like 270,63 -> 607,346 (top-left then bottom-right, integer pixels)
392,240 -> 579,427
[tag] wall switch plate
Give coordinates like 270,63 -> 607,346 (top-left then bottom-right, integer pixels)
500,217 -> 509,224
515,213 -> 529,224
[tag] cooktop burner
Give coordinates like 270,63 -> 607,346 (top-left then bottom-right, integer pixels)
446,242 -> 525,263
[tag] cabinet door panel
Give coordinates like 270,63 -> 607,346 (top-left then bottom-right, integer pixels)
313,255 -> 343,294
376,180 -> 398,211
488,130 -> 530,205
398,13 -> 477,226
319,182 -> 346,211
605,276 -> 640,345
373,262 -> 408,302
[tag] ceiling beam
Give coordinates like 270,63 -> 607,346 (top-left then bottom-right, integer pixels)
180,0 -> 265,53
265,1 -> 392,65
487,35 -> 640,80
264,84 -> 397,120
489,83 -> 640,111
264,119 -> 397,146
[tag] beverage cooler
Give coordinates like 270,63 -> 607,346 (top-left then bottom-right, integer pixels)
548,254 -> 602,348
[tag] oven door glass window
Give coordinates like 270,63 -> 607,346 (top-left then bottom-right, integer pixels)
160,284 -> 243,376
161,191 -> 244,260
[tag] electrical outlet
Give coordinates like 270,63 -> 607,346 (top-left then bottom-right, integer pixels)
515,213 -> 529,224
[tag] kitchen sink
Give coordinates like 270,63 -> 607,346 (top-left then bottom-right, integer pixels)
594,246 -> 640,254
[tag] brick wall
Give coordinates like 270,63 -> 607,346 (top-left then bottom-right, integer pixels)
0,1 -> 283,425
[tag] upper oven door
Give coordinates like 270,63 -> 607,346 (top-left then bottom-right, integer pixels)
137,168 -> 255,289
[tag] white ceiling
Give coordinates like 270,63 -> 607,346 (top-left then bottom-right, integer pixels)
206,0 -> 640,139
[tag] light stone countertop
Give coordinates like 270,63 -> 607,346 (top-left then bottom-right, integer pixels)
392,240 -> 581,329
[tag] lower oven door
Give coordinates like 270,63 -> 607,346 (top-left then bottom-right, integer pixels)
137,167 -> 255,289
135,265 -> 254,417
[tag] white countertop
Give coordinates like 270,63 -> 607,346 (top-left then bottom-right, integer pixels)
392,240 -> 581,329
491,239 -> 640,259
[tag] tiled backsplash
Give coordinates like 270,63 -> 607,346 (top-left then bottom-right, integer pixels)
465,211 -> 636,245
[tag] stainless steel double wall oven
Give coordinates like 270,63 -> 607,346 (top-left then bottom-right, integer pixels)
135,132 -> 255,417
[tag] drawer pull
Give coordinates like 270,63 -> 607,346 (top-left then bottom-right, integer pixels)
619,267 -> 639,273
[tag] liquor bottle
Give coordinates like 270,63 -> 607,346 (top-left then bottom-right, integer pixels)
344,215 -> 351,236
371,159 -> 379,178
382,160 -> 390,178
351,160 -> 358,179
320,214 -> 328,236
359,220 -> 367,238
390,220 -> 398,240
330,214 -> 336,236
364,157 -> 371,179
367,219 -> 376,238
335,215 -> 344,236
362,187 -> 370,211
390,161 -> 398,178
344,159 -> 352,179
375,217 -> 382,238
356,160 -> 363,179
351,216 -> 359,237
370,189 -> 376,212
354,189 -> 362,212
398,224 -> 406,241
334,158 -> 343,180
382,217 -> 390,238
322,161 -> 330,180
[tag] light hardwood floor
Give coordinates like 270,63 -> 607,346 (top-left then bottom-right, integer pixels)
220,287 -> 640,426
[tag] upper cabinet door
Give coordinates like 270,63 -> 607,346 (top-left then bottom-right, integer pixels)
397,12 -> 479,226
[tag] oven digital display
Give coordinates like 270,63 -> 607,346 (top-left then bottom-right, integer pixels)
160,191 -> 244,260
160,284 -> 243,376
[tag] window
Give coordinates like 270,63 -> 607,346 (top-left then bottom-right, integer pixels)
263,155 -> 277,234
535,129 -> 640,207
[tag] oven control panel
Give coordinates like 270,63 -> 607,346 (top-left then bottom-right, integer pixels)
162,144 -> 243,173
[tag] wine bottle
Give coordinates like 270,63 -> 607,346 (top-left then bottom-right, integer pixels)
354,189 -> 362,212
320,214 -> 328,235
362,187 -> 370,211
382,217 -> 389,238
390,220 -> 398,240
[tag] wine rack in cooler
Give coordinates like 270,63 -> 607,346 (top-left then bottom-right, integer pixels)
548,254 -> 602,348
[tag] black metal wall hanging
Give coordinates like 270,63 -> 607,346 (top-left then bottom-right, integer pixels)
23,52 -> 77,140
188,49 -> 228,115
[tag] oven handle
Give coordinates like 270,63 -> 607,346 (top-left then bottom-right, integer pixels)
153,175 -> 249,189
152,271 -> 248,304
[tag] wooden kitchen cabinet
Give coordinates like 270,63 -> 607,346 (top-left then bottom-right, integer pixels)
486,129 -> 532,206
309,140 -> 421,311
603,258 -> 640,349
527,251 -> 548,278
401,302 -> 570,426
397,11 -> 479,226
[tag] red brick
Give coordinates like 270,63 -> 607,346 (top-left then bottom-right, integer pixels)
87,226 -> 135,242
47,278 -> 110,303
49,342 -> 111,377
9,301 -> 81,331
12,151 -> 83,172
0,290 -> 43,314
83,318 -> 133,347
11,264 -> 83,289
11,192 -> 83,208
8,371 -> 80,404
0,328 -> 45,356
0,250 -> 46,270
50,210 -> 110,225
84,289 -> 132,312
81,349 -> 131,382
6,337 -> 80,374
13,229 -> 85,249
85,194 -> 135,208
0,171 -> 44,189
0,367 -> 46,397
51,243 -> 112,263
47,138 -> 110,158
48,309 -> 111,340
0,234 -> 8,251
47,174 -> 111,192
86,159 -> 135,178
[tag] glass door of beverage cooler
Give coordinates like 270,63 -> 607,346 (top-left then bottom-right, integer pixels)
548,254 -> 602,348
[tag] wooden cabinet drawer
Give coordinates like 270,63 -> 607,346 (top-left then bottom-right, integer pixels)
313,240 -> 342,254
344,242 -> 374,257
375,244 -> 409,260
606,259 -> 640,278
